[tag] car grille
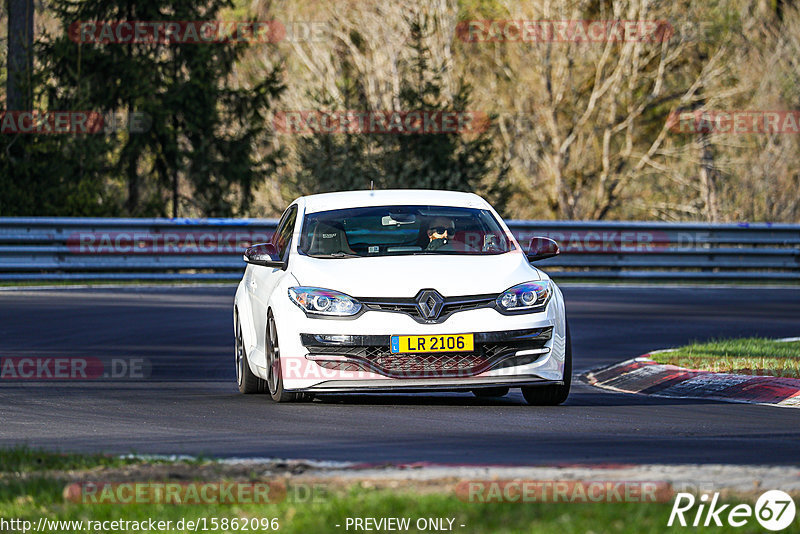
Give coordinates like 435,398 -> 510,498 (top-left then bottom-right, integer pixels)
314,352 -> 489,378
361,302 -> 418,314
441,299 -> 495,314
359,294 -> 496,323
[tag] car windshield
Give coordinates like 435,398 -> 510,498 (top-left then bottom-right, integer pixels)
298,205 -> 515,258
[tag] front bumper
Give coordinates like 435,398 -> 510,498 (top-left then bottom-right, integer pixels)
269,285 -> 567,392
300,327 -> 552,379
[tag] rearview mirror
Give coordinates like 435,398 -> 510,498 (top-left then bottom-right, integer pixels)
244,243 -> 284,268
382,214 -> 416,226
526,237 -> 560,262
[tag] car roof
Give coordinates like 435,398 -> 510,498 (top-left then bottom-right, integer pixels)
296,189 -> 492,214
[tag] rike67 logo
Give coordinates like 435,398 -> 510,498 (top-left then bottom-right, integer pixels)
669,490 -> 796,531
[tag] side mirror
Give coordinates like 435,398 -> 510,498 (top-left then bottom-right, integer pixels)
244,243 -> 284,268
526,237 -> 560,262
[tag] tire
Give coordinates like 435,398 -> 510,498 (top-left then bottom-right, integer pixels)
266,311 -> 312,403
472,387 -> 510,398
235,312 -> 267,394
521,322 -> 572,406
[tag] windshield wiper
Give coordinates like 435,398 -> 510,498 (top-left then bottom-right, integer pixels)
309,252 -> 361,258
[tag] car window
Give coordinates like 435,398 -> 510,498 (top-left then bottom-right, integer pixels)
273,205 -> 298,261
297,205 -> 515,258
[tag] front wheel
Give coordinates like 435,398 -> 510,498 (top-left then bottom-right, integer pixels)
266,312 -> 312,403
521,322 -> 571,406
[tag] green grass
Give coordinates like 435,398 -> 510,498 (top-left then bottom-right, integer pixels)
650,337 -> 800,378
0,447 -> 202,473
0,476 -> 773,534
1,448 -> 796,533
0,447 -> 143,473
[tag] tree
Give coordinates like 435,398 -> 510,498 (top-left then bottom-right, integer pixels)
6,0 -> 33,110
5,0 -> 285,217
1,12 -> 115,217
289,12 -> 508,211
459,0 -> 752,221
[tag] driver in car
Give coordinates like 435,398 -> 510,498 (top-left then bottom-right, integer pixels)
425,217 -> 456,251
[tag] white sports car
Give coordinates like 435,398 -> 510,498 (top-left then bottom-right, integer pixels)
233,190 -> 570,404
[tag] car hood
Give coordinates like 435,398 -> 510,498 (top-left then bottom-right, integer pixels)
290,251 -> 540,297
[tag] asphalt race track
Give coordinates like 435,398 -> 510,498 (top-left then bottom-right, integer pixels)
1,285 -> 799,465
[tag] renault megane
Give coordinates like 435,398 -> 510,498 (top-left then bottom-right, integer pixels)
233,190 -> 570,404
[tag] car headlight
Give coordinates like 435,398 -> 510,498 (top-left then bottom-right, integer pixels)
288,287 -> 362,317
496,281 -> 552,312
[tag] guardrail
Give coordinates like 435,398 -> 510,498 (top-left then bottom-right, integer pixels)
0,217 -> 797,281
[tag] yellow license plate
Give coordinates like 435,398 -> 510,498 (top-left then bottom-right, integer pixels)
390,334 -> 474,354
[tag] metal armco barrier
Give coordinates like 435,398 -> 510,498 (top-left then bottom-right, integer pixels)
0,217 -> 797,281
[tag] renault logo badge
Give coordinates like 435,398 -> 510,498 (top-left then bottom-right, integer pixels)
416,289 -> 444,320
